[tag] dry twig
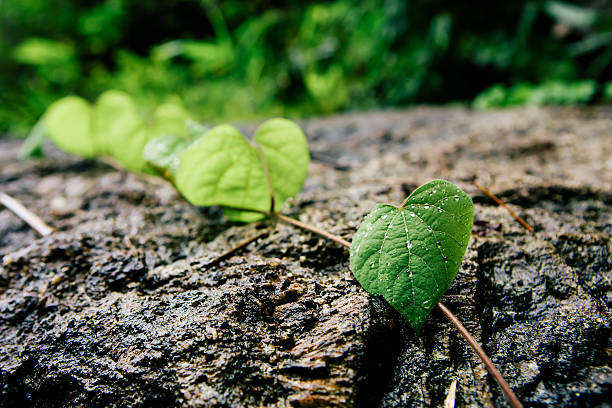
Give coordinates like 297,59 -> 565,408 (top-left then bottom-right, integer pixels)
444,379 -> 457,408
438,303 -> 523,408
202,228 -> 271,269
474,182 -> 533,232
0,192 -> 55,236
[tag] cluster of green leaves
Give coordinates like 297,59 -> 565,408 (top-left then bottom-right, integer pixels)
35,87 -> 476,333
350,180 -> 473,332
4,0 -> 612,135
41,93 -> 473,331
42,91 -> 190,172
38,91 -> 310,222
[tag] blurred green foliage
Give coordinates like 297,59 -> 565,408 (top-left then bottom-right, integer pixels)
2,0 -> 612,136
473,80 -> 598,108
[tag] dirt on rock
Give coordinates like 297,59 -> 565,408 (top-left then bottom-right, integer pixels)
1,106 -> 610,407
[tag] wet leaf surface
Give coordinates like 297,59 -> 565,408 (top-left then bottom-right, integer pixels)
350,180 -> 473,332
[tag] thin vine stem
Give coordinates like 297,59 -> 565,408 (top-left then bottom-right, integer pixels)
273,212 -> 522,408
437,303 -> 523,408
111,156 -> 521,405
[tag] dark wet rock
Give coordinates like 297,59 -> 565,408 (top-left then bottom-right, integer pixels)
1,106 -> 611,407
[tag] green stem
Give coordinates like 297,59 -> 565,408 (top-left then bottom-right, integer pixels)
273,212 -> 522,408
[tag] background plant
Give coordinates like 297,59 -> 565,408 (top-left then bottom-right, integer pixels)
3,0 -> 612,136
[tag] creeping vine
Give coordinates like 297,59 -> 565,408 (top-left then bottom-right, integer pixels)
24,92 -> 523,407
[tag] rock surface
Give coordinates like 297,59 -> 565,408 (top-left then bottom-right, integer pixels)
1,106 -> 610,407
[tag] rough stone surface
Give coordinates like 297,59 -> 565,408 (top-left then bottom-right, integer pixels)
1,106 -> 611,407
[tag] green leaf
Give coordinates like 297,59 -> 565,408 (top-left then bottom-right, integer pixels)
12,37 -> 75,66
349,180 -> 474,333
222,208 -> 271,223
94,90 -> 147,171
252,118 -> 310,211
176,124 -> 269,220
143,117 -> 208,178
175,118 -> 309,222
304,66 -> 349,113
151,103 -> 190,138
45,96 -> 97,157
472,84 -> 507,109
143,134 -> 191,178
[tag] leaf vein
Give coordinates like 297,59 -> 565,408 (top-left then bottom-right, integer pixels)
407,210 -> 450,276
408,203 -> 471,231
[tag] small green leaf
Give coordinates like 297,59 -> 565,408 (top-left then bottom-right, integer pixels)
222,208 -> 270,223
151,103 -> 190,138
12,37 -> 75,66
94,90 -> 147,171
144,116 -> 207,178
143,134 -> 191,178
252,118 -> 310,211
349,180 -> 474,333
176,124 -> 269,219
175,118 -> 309,222
45,96 -> 97,157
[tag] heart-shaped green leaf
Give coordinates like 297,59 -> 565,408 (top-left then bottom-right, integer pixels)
174,118 -> 309,222
349,180 -> 474,333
